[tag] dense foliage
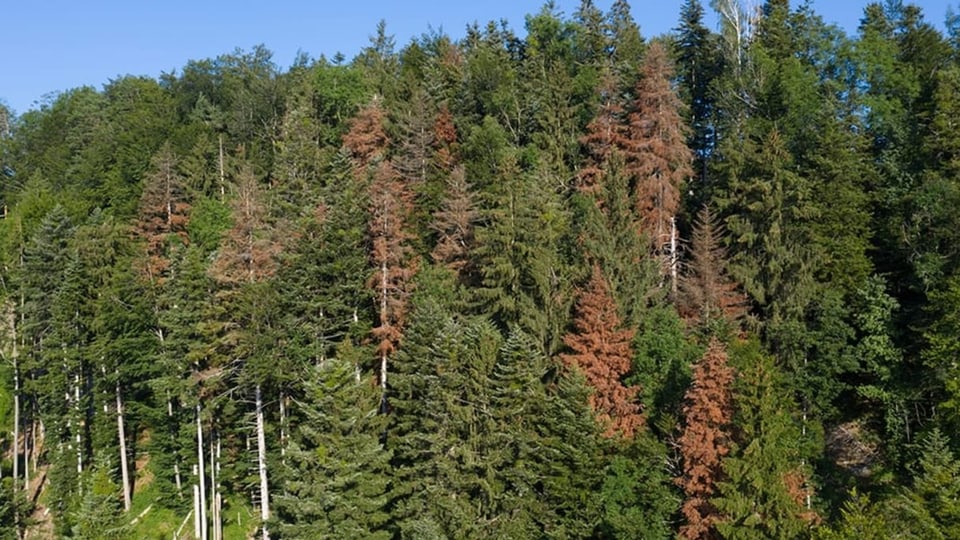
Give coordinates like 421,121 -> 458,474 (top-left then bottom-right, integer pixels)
1,1 -> 959,538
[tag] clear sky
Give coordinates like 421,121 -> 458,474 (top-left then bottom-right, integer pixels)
1,1 -> 955,116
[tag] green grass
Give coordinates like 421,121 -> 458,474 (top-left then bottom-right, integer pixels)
128,478 -> 257,539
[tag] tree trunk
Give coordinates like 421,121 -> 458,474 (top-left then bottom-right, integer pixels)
75,373 -> 82,478
670,216 -> 678,295
116,374 -> 131,512
169,398 -> 182,498
193,478 -> 202,540
214,434 -> 223,540
279,392 -> 286,462
218,133 -> 226,200
24,419 -> 29,505
12,355 -> 19,495
196,404 -> 208,540
255,384 -> 270,540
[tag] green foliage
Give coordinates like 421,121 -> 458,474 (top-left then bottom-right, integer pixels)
275,348 -> 390,539
0,478 -> 16,540
597,433 -> 679,539
631,303 -> 700,419
71,464 -> 131,540
714,338 -> 812,539
814,490 -> 889,540
882,428 -> 960,538
470,158 -> 573,355
187,195 -> 232,254
925,272 -> 960,432
4,3 -> 960,536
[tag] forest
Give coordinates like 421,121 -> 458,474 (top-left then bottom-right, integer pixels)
1,0 -> 959,538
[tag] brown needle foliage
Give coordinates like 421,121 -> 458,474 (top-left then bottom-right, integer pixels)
677,337 -> 735,539
560,264 -> 644,438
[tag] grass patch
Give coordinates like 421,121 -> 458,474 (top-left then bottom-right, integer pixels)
128,482 -> 256,540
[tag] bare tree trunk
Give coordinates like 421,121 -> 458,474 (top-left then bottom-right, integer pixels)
169,398 -> 182,498
209,430 -> 220,540
75,373 -> 83,478
12,355 -> 19,495
116,374 -> 131,512
196,404 -> 208,540
213,434 -> 223,540
24,409 -> 30,501
670,216 -> 678,295
193,473 -> 202,540
255,384 -> 270,540
279,392 -> 286,463
218,134 -> 226,199
12,300 -> 21,498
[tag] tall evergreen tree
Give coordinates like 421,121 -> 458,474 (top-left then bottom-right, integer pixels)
675,0 -> 722,202
714,339 -> 814,539
275,347 -> 390,539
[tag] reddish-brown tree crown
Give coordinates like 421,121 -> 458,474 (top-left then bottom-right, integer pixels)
560,264 -> 644,438
677,337 -> 735,539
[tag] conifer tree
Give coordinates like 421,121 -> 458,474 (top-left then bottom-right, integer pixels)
271,83 -> 324,219
714,339 -> 814,539
488,329 -> 602,538
133,142 -> 191,283
889,428 -> 960,537
521,4 -> 582,175
70,460 -> 131,540
208,164 -> 280,540
597,433 -> 679,539
275,345 -> 390,539
44,252 -> 91,532
625,41 -> 693,276
675,0 -> 722,199
471,160 -> 572,355
274,149 -> 373,368
578,69 -> 627,197
387,299 -> 499,538
814,490 -> 889,540
678,338 -> 735,539
208,165 -> 278,285
606,0 -> 644,80
150,244 -> 211,508
89,235 -> 159,514
574,156 -> 659,329
344,100 -> 418,407
367,152 -> 416,408
560,264 -> 643,438
342,99 -> 389,173
430,165 -> 478,274
679,205 -> 748,329
925,272 -> 960,434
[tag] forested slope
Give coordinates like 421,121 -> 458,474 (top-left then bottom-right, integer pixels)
1,1 -> 959,538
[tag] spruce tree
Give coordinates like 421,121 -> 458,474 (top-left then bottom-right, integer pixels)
387,300 -> 499,538
679,205 -> 748,331
430,165 -> 478,275
133,142 -> 191,283
625,40 -> 693,275
678,338 -> 735,539
893,429 -> 960,537
275,345 -> 390,539
714,339 -> 814,539
674,0 -> 722,200
560,264 -> 643,438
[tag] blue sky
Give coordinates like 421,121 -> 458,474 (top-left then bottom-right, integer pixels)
1,1 -> 955,116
